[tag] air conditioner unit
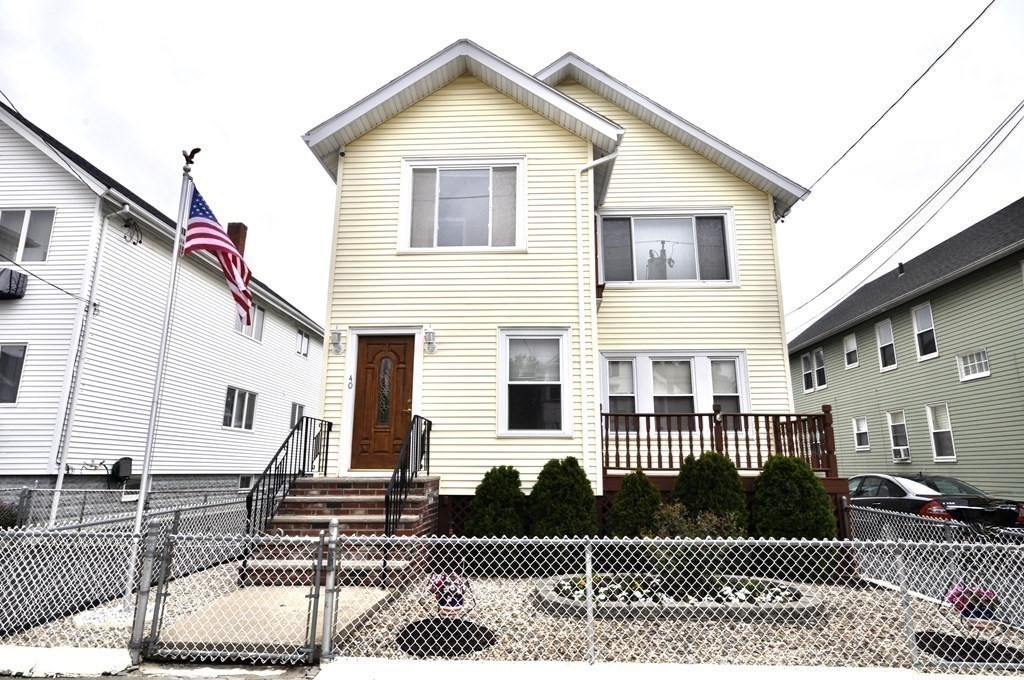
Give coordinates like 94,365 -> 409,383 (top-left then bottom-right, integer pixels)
892,446 -> 910,462
0,268 -> 27,300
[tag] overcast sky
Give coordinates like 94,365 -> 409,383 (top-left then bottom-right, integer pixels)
2,0 -> 1021,338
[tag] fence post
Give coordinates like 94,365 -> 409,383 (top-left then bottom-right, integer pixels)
584,537 -> 595,665
894,544 -> 921,670
14,488 -> 31,527
130,522 -> 162,665
320,518 -> 339,661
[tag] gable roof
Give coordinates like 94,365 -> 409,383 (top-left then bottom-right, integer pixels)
536,53 -> 809,219
789,196 -> 1024,352
0,101 -> 323,336
302,39 -> 625,176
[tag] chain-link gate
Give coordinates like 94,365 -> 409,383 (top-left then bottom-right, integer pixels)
143,528 -> 331,664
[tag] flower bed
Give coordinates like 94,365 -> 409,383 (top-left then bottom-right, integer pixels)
535,574 -> 824,622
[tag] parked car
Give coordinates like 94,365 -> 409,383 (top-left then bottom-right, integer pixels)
848,473 -> 1024,528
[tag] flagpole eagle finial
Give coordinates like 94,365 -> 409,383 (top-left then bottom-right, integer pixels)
182,147 -> 201,166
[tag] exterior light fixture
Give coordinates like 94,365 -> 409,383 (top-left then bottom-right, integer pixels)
330,327 -> 345,355
424,326 -> 437,354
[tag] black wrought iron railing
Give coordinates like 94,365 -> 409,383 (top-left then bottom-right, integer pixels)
245,416 -> 332,534
383,415 -> 431,536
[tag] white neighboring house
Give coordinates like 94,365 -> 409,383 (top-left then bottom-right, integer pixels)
0,102 -> 323,492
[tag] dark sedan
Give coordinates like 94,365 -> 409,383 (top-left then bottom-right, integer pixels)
848,473 -> 1024,528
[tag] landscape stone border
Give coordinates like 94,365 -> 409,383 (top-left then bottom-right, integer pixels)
533,574 -> 825,623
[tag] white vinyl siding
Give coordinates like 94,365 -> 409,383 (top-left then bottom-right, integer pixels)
876,319 -> 897,371
926,403 -> 956,461
843,334 -> 859,368
556,79 -> 791,415
887,410 -> 910,462
912,302 -> 938,360
957,348 -> 990,381
852,416 -> 869,451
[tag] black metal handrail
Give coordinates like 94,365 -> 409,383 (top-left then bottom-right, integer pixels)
384,415 -> 431,536
245,416 -> 333,534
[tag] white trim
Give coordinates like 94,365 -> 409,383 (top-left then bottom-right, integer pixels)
886,410 -> 910,463
397,157 -> 527,253
875,319 -> 898,372
235,305 -> 266,342
497,327 -> 572,437
337,326 -> 425,473
956,347 -> 990,382
843,333 -> 859,369
535,53 -> 808,217
852,416 -> 870,451
911,301 -> 938,361
0,108 -> 107,195
926,402 -> 957,462
597,208 -> 738,287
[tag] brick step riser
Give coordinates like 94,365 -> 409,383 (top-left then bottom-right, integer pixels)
276,503 -> 428,516
276,526 -> 425,538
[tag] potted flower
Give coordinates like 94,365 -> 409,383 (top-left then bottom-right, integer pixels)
945,585 -> 1000,629
428,573 -> 466,616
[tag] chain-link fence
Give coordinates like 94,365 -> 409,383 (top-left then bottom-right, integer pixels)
0,486 -> 244,528
849,504 -> 1024,545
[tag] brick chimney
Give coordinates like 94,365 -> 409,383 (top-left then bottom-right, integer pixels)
226,222 -> 248,256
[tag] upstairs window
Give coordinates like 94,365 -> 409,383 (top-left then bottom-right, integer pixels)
912,303 -> 938,359
0,209 -> 55,262
296,330 -> 310,356
843,334 -> 859,368
876,319 -> 897,370
0,343 -> 27,404
223,387 -> 257,430
405,158 -> 524,250
235,305 -> 265,341
957,348 -> 990,381
800,349 -> 826,391
601,214 -> 731,283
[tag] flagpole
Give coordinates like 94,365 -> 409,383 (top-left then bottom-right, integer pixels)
131,160 -> 193,538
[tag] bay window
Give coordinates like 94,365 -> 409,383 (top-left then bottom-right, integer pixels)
600,213 -> 732,283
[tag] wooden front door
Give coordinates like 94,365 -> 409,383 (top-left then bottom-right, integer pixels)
351,335 -> 415,470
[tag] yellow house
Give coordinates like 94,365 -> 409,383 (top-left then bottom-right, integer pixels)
302,40 -> 831,530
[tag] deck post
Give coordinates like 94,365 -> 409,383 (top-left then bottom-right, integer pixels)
712,404 -> 724,454
822,405 -> 837,476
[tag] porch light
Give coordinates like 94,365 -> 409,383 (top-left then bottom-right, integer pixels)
330,327 -> 345,355
424,327 -> 437,354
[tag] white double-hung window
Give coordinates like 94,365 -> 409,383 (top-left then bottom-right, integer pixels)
912,303 -> 938,360
403,158 -> 525,250
0,209 -> 55,262
600,213 -> 733,284
499,329 -> 570,435
926,403 -> 956,461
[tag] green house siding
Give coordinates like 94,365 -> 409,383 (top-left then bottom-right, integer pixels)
791,256 -> 1024,498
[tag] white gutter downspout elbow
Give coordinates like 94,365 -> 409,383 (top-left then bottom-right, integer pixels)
574,149 -> 618,497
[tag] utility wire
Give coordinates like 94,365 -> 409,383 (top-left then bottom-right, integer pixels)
787,91 -> 1024,320
788,103 -> 1024,338
808,0 -> 996,190
0,251 -> 89,303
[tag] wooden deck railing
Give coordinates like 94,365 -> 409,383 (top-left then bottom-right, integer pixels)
601,404 -> 837,477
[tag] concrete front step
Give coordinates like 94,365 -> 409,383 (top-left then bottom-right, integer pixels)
239,558 -> 417,587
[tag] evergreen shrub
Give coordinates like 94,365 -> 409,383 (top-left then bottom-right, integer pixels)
752,455 -> 837,539
464,466 -> 527,537
671,451 -> 748,527
529,457 -> 597,537
606,470 -> 661,538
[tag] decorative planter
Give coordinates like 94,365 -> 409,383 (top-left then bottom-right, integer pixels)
961,607 -> 998,631
436,594 -> 465,617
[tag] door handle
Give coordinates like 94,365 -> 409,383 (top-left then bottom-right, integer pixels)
402,409 -> 412,414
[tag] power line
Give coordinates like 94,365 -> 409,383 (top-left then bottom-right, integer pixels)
787,103 -> 1024,339
787,91 -> 1024,320
0,252 -> 89,303
808,0 -> 996,190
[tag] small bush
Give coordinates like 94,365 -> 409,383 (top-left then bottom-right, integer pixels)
671,451 -> 747,527
529,457 -> 597,537
0,502 -> 15,529
606,470 -> 662,537
464,466 -> 528,537
752,456 -> 837,539
654,502 -> 745,539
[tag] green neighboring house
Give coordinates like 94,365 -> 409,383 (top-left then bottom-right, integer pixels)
789,197 -> 1024,498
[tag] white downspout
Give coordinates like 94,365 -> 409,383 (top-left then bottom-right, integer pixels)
575,150 -> 618,495
48,203 -> 130,527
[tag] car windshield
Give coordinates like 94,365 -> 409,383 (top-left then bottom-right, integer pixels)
912,476 -> 987,496
891,477 -> 940,496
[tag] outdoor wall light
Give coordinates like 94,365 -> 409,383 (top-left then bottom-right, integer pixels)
424,327 -> 437,354
330,327 -> 345,355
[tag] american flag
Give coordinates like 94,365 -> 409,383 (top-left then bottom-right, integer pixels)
183,185 -> 253,325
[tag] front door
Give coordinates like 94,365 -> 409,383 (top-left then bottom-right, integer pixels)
351,335 -> 415,470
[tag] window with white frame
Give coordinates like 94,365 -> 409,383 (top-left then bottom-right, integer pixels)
238,475 -> 253,491
800,349 -> 826,391
844,334 -> 859,368
926,403 -> 956,461
603,353 -> 747,428
957,348 -> 990,381
852,416 -> 869,450
296,330 -> 309,357
876,319 -> 897,370
801,354 -> 814,392
235,305 -> 265,341
0,209 -> 55,262
404,158 -> 524,249
223,387 -> 257,430
500,329 -> 569,435
290,402 -> 305,428
600,214 -> 731,283
886,410 -> 910,462
912,303 -> 938,359
0,343 -> 27,404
